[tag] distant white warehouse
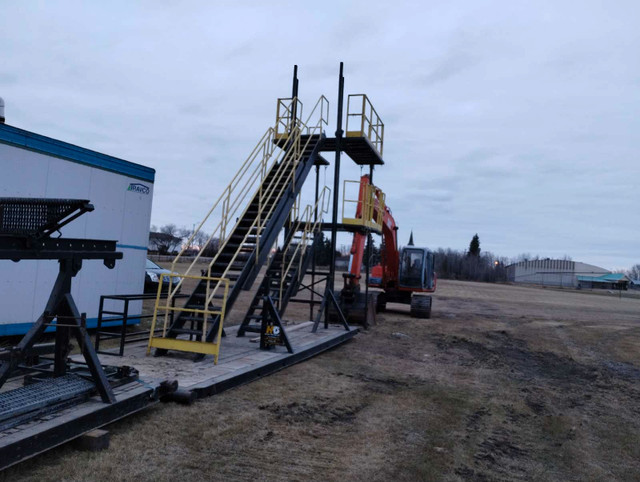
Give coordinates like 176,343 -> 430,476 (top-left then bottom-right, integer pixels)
506,259 -> 629,289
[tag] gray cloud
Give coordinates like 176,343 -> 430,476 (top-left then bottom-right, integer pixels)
0,0 -> 637,269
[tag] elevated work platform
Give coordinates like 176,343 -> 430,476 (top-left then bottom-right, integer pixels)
321,94 -> 385,165
321,136 -> 384,165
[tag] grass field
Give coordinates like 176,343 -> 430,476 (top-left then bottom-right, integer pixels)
2,279 -> 640,481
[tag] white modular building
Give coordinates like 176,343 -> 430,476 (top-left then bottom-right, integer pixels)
0,121 -> 155,335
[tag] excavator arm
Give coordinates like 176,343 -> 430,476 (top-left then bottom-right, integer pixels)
346,175 -> 398,286
345,176 -> 370,285
377,205 -> 399,289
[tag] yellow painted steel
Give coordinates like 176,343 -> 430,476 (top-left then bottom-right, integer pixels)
341,179 -> 385,233
147,338 -> 220,356
278,186 -> 331,306
345,94 -> 384,156
152,95 -> 330,350
147,274 -> 229,364
275,97 -> 303,140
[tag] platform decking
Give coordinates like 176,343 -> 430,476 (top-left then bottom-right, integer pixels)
87,322 -> 358,397
0,321 -> 357,470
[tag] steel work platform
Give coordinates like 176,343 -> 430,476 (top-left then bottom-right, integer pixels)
0,379 -> 160,470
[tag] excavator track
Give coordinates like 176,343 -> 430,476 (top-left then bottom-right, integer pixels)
409,294 -> 432,319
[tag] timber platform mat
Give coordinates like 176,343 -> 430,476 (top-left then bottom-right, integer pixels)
85,322 -> 358,397
0,322 -> 356,470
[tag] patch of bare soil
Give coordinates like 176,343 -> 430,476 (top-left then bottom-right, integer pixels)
2,279 -> 640,481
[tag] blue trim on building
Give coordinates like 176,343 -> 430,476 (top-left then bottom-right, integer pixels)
0,316 -> 141,336
117,244 -> 149,251
0,123 -> 155,183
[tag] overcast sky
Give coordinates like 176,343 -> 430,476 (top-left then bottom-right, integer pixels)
1,1 -> 638,269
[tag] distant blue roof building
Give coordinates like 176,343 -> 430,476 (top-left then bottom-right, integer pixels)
505,259 -> 629,289
576,273 -> 630,290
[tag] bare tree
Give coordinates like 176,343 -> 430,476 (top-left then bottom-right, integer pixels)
193,230 -> 210,250
160,224 -> 180,237
179,227 -> 195,251
149,224 -> 183,254
628,264 -> 640,280
201,237 -> 220,257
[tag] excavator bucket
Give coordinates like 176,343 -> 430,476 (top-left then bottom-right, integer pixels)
328,289 -> 377,327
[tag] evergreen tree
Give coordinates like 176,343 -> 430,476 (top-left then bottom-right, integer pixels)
468,233 -> 480,257
313,232 -> 334,266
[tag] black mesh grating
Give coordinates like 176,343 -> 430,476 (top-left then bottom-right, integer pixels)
0,374 -> 94,423
0,198 -> 92,237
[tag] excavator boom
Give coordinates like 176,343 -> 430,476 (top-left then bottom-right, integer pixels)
339,174 -> 436,322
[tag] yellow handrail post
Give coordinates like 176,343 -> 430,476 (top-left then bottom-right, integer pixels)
148,274 -> 230,362
360,95 -> 366,135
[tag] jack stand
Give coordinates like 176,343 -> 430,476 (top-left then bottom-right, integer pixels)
260,296 -> 294,354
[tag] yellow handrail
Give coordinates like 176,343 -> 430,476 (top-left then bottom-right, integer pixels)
346,94 -> 384,156
341,179 -> 386,232
275,97 -> 303,139
147,274 -> 230,363
157,95 -> 330,334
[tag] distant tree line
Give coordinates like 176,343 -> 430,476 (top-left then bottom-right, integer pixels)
624,264 -> 640,280
150,224 -> 639,286
313,232 -> 341,265
149,224 -> 219,256
432,234 -> 510,282
433,248 -> 510,282
313,232 -> 382,268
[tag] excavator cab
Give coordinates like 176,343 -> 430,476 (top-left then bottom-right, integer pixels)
398,247 -> 435,290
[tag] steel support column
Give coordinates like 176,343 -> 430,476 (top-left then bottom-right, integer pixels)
310,164 -> 320,320
329,62 -> 345,292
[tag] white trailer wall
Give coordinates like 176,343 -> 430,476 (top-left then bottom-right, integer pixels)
0,123 -> 155,335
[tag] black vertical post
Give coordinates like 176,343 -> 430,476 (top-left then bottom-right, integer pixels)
53,258 -> 73,376
292,65 -> 299,99
286,65 -> 299,241
120,299 -> 129,356
95,295 -> 105,352
310,164 -> 320,320
329,62 -> 345,293
291,64 -> 299,133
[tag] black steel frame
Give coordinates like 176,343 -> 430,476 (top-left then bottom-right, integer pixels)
94,292 -> 188,356
0,198 -> 123,404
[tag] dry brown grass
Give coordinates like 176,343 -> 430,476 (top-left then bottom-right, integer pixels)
2,280 -> 640,481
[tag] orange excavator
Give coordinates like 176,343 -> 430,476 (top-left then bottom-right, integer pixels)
337,175 -> 436,323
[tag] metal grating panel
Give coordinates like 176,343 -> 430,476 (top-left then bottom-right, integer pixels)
0,375 -> 94,423
0,198 -> 92,237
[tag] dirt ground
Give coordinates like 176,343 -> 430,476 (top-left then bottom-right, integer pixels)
2,279 -> 640,481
